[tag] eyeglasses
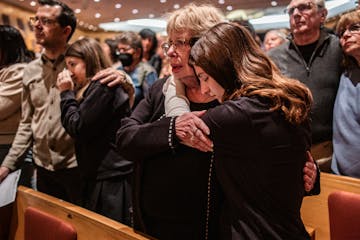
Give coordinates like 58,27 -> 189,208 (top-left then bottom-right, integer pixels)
116,46 -> 133,54
29,16 -> 58,26
338,24 -> 360,38
161,38 -> 198,56
284,2 -> 318,15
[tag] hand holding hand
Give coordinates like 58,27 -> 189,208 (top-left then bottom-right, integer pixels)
175,111 -> 213,152
56,69 -> 74,92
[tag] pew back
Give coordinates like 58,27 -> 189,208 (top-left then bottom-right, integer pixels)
9,173 -> 360,240
301,172 -> 360,240
9,186 -> 150,240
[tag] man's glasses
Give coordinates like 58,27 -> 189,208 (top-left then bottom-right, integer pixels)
338,24 -> 360,38
29,16 -> 58,26
161,38 -> 198,56
284,2 -> 318,15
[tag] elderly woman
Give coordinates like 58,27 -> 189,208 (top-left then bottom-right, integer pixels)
331,10 -> 360,178
189,22 -> 313,239
117,3 -> 318,240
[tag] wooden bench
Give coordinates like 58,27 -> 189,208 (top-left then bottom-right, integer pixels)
7,186 -> 151,240
301,172 -> 360,240
7,173 -> 357,240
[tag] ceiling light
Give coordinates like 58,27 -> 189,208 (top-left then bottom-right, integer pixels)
30,1 -> 36,7
94,0 -> 100,2
218,0 -> 225,4
95,13 -> 101,18
74,9 -> 81,14
248,0 -> 357,31
271,1 -> 278,7
114,18 -> 120,22
149,14 -> 155,18
100,18 -> 166,32
127,19 -> 166,28
226,5 -> 233,11
132,9 -> 139,14
115,3 -> 122,9
160,0 -> 167,3
174,4 -> 180,9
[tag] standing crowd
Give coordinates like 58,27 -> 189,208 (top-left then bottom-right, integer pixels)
1,0 -> 359,239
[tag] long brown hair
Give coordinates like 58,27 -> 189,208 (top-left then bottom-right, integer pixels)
65,37 -> 111,79
190,22 -> 313,125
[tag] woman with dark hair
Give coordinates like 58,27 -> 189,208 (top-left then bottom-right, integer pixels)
0,25 -> 32,160
139,28 -> 162,75
189,22 -> 313,239
57,37 -> 133,224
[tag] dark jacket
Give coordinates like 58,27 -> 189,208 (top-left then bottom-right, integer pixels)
60,80 -> 132,180
117,78 -> 319,239
203,96 -> 311,239
268,29 -> 343,144
116,77 -> 221,240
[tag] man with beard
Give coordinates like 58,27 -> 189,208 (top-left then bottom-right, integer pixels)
0,0 -> 127,204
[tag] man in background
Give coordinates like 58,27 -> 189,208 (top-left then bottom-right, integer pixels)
268,0 -> 343,171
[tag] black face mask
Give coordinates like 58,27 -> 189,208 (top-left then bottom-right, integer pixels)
118,53 -> 133,67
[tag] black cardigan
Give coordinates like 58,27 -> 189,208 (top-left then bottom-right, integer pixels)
60,80 -> 132,180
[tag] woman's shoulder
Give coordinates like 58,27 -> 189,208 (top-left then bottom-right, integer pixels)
0,63 -> 27,83
205,97 -> 269,123
222,96 -> 267,111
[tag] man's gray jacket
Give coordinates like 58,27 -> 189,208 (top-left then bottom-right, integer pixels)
268,29 -> 343,144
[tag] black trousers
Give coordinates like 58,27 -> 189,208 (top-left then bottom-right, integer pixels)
0,145 -> 35,188
36,166 -> 83,206
84,175 -> 132,225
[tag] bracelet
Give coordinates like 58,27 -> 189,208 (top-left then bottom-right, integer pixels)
168,116 -> 176,150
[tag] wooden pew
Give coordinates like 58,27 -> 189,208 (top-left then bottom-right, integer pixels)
301,172 -> 360,240
9,174 -> 356,240
9,186 -> 151,240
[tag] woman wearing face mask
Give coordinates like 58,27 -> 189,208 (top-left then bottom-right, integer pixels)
188,22 -> 313,239
56,37 -> 133,225
116,31 -> 158,108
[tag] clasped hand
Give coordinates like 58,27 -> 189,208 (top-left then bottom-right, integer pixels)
175,111 -> 213,152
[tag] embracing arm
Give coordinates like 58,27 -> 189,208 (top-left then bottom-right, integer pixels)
304,151 -> 321,195
92,67 -> 135,107
183,103 -> 319,194
116,78 -> 175,161
60,82 -> 129,140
